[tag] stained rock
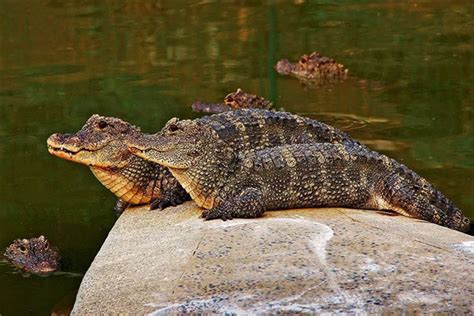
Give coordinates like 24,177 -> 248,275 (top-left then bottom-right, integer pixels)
72,203 -> 474,314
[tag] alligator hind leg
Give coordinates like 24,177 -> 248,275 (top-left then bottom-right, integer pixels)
202,187 -> 265,221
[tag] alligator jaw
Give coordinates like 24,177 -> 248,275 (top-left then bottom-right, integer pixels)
35,261 -> 58,274
47,144 -> 78,155
46,133 -> 82,160
47,144 -> 79,159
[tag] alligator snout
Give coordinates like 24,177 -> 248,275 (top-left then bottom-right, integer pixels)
46,133 -> 82,156
275,59 -> 294,74
47,133 -> 76,145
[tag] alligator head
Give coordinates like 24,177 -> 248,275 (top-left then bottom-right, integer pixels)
275,52 -> 348,83
47,114 -> 141,169
47,115 -> 167,206
127,117 -> 235,210
192,89 -> 273,113
275,59 -> 295,75
126,118 -> 213,170
223,88 -> 273,110
4,236 -> 60,274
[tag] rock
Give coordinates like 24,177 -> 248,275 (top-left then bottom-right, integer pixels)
72,202 -> 474,314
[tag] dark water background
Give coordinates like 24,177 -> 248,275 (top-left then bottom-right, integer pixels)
0,1 -> 473,314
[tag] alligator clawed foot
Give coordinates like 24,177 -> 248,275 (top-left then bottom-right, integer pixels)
202,209 -> 233,221
150,198 -> 179,211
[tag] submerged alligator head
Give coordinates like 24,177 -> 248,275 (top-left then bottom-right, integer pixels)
4,236 -> 60,274
47,115 -> 188,213
191,88 -> 273,113
223,88 -> 273,110
275,52 -> 348,84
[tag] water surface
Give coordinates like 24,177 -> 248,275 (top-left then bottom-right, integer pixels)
1,1 -> 473,314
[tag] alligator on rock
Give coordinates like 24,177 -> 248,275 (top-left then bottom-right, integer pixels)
125,109 -> 470,232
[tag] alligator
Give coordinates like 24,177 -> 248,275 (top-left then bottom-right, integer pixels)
4,235 -> 60,274
126,111 -> 471,232
275,52 -> 348,84
47,110 -> 359,214
191,88 -> 273,113
47,115 -> 190,214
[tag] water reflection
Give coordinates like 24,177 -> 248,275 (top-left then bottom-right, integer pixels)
0,0 -> 473,314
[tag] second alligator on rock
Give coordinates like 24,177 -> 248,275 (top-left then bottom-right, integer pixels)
126,109 -> 470,232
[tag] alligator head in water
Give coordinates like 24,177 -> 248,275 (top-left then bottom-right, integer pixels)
275,52 -> 348,85
4,235 -> 60,274
191,88 -> 273,113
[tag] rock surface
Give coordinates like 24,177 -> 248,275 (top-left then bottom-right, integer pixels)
72,202 -> 474,314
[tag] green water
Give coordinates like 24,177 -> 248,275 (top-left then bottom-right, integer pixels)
0,1 -> 473,314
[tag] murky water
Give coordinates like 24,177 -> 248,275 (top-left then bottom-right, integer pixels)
0,1 -> 473,314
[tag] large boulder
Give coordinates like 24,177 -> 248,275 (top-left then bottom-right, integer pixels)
72,202 -> 474,314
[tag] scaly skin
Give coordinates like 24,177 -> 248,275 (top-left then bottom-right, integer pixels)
275,52 -> 348,84
192,88 -> 273,113
4,236 -> 60,274
48,110 -> 359,213
194,109 -> 359,153
47,115 -> 189,214
127,113 -> 470,232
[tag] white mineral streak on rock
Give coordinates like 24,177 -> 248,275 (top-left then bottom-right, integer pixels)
397,291 -> 440,305
176,217 -> 334,264
149,218 -> 334,314
147,299 -> 247,316
452,240 -> 474,254
304,221 -> 334,264
225,217 -> 334,264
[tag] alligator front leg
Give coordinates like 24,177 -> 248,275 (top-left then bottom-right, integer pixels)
202,187 -> 265,220
113,199 -> 130,215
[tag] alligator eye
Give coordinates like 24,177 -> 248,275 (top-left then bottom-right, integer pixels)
168,124 -> 179,132
19,246 -> 27,253
98,121 -> 108,129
